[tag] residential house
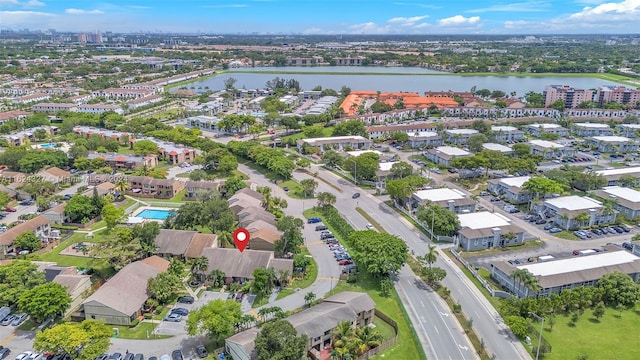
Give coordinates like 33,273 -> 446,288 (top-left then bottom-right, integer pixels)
595,167 -> 640,187
36,167 -> 73,184
491,126 -> 524,142
154,229 -> 217,259
144,138 -> 197,164
228,188 -> 264,215
491,246 -> 640,298
32,103 -> 77,113
365,123 -> 439,140
572,123 -> 613,137
42,203 -> 69,224
533,196 -> 616,230
456,211 -> 525,251
0,216 -> 55,258
588,136 -> 638,153
127,176 -> 185,199
81,182 -> 117,197
592,186 -> 640,219
296,136 -> 372,153
407,132 -> 443,149
199,248 -> 293,283
424,146 -> 472,167
11,93 -> 50,105
2,126 -> 58,146
528,139 -> 574,159
225,291 -> 375,360
76,104 -> 124,115
244,220 -> 282,252
82,256 -> 170,325
73,126 -> 135,144
0,111 -> 30,126
34,262 -> 91,314
410,188 -> 476,214
487,176 -> 532,204
87,152 -> 158,170
618,124 -> 640,138
126,95 -> 163,109
238,208 -> 276,228
186,116 -> 222,132
524,123 -> 569,137
444,129 -> 479,144
184,181 -> 223,200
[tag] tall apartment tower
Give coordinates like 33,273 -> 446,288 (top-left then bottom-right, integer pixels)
542,85 -> 594,108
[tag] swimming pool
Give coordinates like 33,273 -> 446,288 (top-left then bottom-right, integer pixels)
135,209 -> 174,220
39,143 -> 56,149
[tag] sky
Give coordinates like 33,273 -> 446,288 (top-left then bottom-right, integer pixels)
1,0 -> 639,34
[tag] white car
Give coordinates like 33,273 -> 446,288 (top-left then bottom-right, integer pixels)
365,223 -> 374,230
15,352 -> 33,360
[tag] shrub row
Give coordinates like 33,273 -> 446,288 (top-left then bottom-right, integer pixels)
319,206 -> 354,242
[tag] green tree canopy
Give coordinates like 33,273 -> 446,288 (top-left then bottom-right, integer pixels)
34,319 -> 112,360
18,282 -> 71,322
14,231 -> 42,252
332,119 -> 367,137
522,177 -> 565,199
186,299 -> 243,341
597,271 -> 640,308
147,272 -> 181,305
349,231 -> 408,277
0,260 -> 46,306
255,319 -> 308,360
467,133 -> 489,153
416,203 -> 460,236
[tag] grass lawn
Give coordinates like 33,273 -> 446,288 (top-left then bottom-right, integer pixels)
113,321 -> 172,340
355,208 -> 386,232
554,231 -> 580,241
373,316 -> 397,342
278,179 -> 307,200
542,307 -> 640,360
460,239 -> 544,258
303,208 -> 425,360
39,231 -> 115,277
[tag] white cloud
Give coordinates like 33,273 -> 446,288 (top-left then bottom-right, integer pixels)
387,15 -> 429,26
65,8 -> 104,15
348,21 -> 392,34
0,0 -> 44,7
467,1 -> 552,13
413,22 -> 431,29
569,0 -> 640,20
0,10 -> 54,27
438,15 -> 481,26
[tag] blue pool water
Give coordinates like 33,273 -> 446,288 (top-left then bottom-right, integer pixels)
136,209 -> 174,220
39,143 -> 56,149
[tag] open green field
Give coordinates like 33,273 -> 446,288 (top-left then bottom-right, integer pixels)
542,307 -> 640,360
39,231 -> 114,277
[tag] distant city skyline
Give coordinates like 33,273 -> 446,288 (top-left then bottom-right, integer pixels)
1,0 -> 639,34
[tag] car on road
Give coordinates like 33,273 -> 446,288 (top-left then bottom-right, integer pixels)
170,308 -> 189,316
171,351 -> 183,360
283,187 -> 289,192
365,223 -> 374,230
4,207 -> 16,212
163,313 -> 182,322
0,347 -> 10,360
352,192 -> 361,199
177,296 -> 194,304
19,200 -> 33,206
195,345 -> 208,359
307,217 -> 321,224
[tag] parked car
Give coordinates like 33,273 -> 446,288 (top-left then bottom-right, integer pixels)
132,354 -> 143,360
352,192 -> 361,199
123,354 -> 134,360
62,194 -> 72,201
163,313 -> 182,322
15,352 -> 33,360
535,219 -> 547,225
0,347 -> 10,360
93,354 -> 109,360
549,228 -> 562,233
19,200 -> 33,206
307,217 -> 321,224
338,259 -> 353,265
623,242 -> 634,251
543,224 -> 554,230
195,345 -> 208,359
171,351 -> 183,360
490,197 -> 500,202
170,308 -> 189,316
315,225 -> 328,231
4,207 -> 16,213
177,296 -> 194,304
108,353 -> 122,360
1,315 -> 15,326
11,313 -> 27,326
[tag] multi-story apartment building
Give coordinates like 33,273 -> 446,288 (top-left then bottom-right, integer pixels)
410,188 -> 476,214
92,88 -> 153,100
126,95 -> 163,109
572,122 -> 613,137
595,86 -> 640,108
11,93 -> 51,105
32,103 -> 77,113
488,176 -> 532,204
456,211 -> 525,251
543,85 -> 593,108
296,136 -> 372,153
528,139 -> 575,159
424,146 -> 472,167
126,176 -> 185,199
588,136 -> 638,153
491,125 -> 525,142
444,128 -> 479,144
524,123 -> 569,137
533,195 -> 616,230
87,153 -> 158,170
76,104 -> 123,115
2,126 -> 58,146
592,186 -> 640,219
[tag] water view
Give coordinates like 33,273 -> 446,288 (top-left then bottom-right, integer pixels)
176,66 -> 625,96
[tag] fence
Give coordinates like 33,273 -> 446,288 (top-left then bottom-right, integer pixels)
450,248 -> 497,297
393,202 -> 455,243
528,324 -> 552,357
358,310 -> 399,360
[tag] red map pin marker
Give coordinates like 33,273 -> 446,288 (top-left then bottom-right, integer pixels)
233,228 -> 250,253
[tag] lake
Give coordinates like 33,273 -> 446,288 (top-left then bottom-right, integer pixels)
175,66 -> 624,96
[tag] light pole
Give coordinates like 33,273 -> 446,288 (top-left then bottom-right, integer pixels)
528,312 -> 544,360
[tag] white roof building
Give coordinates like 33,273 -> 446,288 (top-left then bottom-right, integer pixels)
591,136 -> 632,143
378,161 -> 398,172
544,196 -> 602,211
596,166 -> 640,177
491,126 -> 519,132
445,129 -> 479,135
528,123 -> 563,129
482,143 -> 512,153
499,176 -> 531,188
519,251 -> 639,277
433,146 -> 471,157
346,150 -> 383,157
529,139 -> 565,149
413,188 -> 466,202
457,211 -> 512,230
574,122 -> 610,128
600,186 -> 640,203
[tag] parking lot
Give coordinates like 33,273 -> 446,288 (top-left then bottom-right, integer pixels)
154,292 -> 230,336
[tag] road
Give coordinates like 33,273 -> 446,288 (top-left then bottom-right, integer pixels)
300,165 -> 529,360
288,168 -> 478,360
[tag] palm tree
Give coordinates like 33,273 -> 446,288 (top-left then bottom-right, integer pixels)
511,268 -> 529,297
216,231 -> 234,248
419,245 -> 438,269
559,213 -> 570,231
304,291 -> 316,307
115,176 -> 129,195
189,256 -> 209,282
524,274 -> 541,298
